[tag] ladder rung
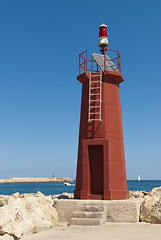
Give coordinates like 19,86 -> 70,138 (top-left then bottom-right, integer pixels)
89,119 -> 102,121
90,104 -> 101,106
89,112 -> 100,115
90,93 -> 100,96
89,106 -> 101,110
90,99 -> 101,102
91,87 -> 100,89
90,81 -> 101,83
90,106 -> 100,108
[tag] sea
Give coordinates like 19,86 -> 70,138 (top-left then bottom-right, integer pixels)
0,180 -> 161,196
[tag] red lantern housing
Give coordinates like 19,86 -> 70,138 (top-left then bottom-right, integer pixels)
98,24 -> 108,48
99,24 -> 107,37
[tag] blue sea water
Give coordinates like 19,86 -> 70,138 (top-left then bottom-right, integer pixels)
0,180 -> 161,196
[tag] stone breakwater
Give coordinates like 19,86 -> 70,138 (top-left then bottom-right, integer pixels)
0,177 -> 74,184
0,187 -> 161,239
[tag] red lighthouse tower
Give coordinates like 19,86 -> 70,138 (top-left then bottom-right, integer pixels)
74,24 -> 129,200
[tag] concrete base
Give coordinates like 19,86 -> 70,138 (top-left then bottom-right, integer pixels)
53,199 -> 143,223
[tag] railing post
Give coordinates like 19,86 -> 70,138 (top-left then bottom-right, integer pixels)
79,54 -> 81,75
86,49 -> 88,72
120,54 -> 121,73
91,55 -> 93,73
104,50 -> 106,71
117,50 -> 121,73
117,51 -> 118,72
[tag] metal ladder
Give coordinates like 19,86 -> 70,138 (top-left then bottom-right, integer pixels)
88,71 -> 102,122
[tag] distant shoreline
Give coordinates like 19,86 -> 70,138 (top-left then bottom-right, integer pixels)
0,177 -> 74,184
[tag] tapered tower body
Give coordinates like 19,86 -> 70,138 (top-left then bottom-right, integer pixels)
74,25 -> 129,200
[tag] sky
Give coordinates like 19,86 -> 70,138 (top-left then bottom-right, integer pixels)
0,0 -> 161,180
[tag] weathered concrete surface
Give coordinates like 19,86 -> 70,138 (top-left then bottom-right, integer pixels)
22,222 -> 161,240
53,199 -> 143,223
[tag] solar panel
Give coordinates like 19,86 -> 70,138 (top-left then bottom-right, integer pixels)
92,53 -> 118,72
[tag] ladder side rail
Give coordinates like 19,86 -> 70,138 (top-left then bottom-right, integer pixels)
91,55 -> 93,73
88,72 -> 91,122
100,71 -> 102,121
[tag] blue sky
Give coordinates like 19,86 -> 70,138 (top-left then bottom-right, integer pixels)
0,0 -> 160,180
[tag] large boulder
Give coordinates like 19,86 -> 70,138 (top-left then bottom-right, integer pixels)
150,186 -> 161,198
0,193 -> 58,239
140,197 -> 161,224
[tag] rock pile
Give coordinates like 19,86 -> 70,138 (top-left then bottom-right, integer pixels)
0,192 -> 58,239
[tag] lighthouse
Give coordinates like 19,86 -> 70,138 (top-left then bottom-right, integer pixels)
74,24 -> 129,200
